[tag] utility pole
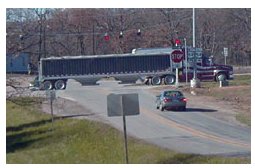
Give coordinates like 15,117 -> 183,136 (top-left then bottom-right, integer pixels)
193,8 -> 196,49
119,14 -> 124,53
193,8 -> 197,79
184,38 -> 188,85
190,8 -> 201,88
43,15 -> 46,58
38,15 -> 42,62
92,23 -> 95,55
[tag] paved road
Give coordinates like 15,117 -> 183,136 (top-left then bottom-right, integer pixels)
57,80 -> 251,156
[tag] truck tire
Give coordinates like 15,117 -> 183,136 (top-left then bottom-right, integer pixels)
151,76 -> 162,85
43,81 -> 53,90
216,73 -> 226,82
54,80 -> 66,90
164,75 -> 176,85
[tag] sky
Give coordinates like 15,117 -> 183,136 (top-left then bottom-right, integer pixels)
1,0 -> 254,167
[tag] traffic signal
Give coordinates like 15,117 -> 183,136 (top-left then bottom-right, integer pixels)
175,39 -> 181,46
119,31 -> 123,39
19,34 -> 24,40
104,33 -> 110,41
137,29 -> 141,36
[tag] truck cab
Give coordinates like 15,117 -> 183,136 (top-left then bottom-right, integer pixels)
133,46 -> 234,82
181,54 -> 234,82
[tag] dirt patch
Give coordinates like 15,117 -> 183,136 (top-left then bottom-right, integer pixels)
6,74 -> 43,99
188,85 -> 251,114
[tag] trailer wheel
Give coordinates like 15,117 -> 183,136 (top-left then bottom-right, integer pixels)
151,76 -> 162,85
43,81 -> 53,90
164,75 -> 176,85
54,80 -> 66,90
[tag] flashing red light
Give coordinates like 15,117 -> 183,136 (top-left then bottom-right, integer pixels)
175,39 -> 181,46
181,98 -> 187,102
104,33 -> 110,41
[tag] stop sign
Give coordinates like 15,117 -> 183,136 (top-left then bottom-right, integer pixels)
171,50 -> 184,63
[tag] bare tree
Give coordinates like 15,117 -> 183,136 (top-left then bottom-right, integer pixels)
6,8 -> 251,66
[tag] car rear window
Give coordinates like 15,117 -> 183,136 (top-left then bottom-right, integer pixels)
164,91 -> 183,97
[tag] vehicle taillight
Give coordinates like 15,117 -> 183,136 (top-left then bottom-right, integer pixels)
181,98 -> 187,102
163,98 -> 171,102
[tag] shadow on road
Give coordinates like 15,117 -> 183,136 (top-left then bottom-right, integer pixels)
185,108 -> 218,112
165,108 -> 217,113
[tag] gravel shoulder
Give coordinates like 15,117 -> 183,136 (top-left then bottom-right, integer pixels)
41,97 -> 104,122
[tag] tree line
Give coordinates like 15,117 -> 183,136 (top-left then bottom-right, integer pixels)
6,8 -> 251,66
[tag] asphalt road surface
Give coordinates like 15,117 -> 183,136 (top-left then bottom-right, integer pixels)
57,80 -> 251,157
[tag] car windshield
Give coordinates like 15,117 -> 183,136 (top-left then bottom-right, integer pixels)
164,91 -> 183,97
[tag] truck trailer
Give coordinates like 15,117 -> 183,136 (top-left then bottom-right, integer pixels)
36,52 -> 178,90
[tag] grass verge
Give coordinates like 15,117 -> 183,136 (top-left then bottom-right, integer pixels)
6,97 -> 250,164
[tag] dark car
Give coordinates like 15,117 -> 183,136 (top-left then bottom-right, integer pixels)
156,90 -> 187,111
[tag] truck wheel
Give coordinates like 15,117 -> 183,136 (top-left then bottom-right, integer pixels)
151,76 -> 162,85
164,75 -> 176,85
43,81 -> 53,90
54,80 -> 66,90
216,73 -> 226,82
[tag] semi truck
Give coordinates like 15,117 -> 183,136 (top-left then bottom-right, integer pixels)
32,47 -> 233,90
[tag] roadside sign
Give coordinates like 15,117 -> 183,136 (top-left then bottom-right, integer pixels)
187,47 -> 202,59
171,50 -> 184,63
46,90 -> 56,130
224,47 -> 228,57
107,93 -> 140,117
107,93 -> 140,164
223,47 -> 228,65
46,90 -> 56,100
